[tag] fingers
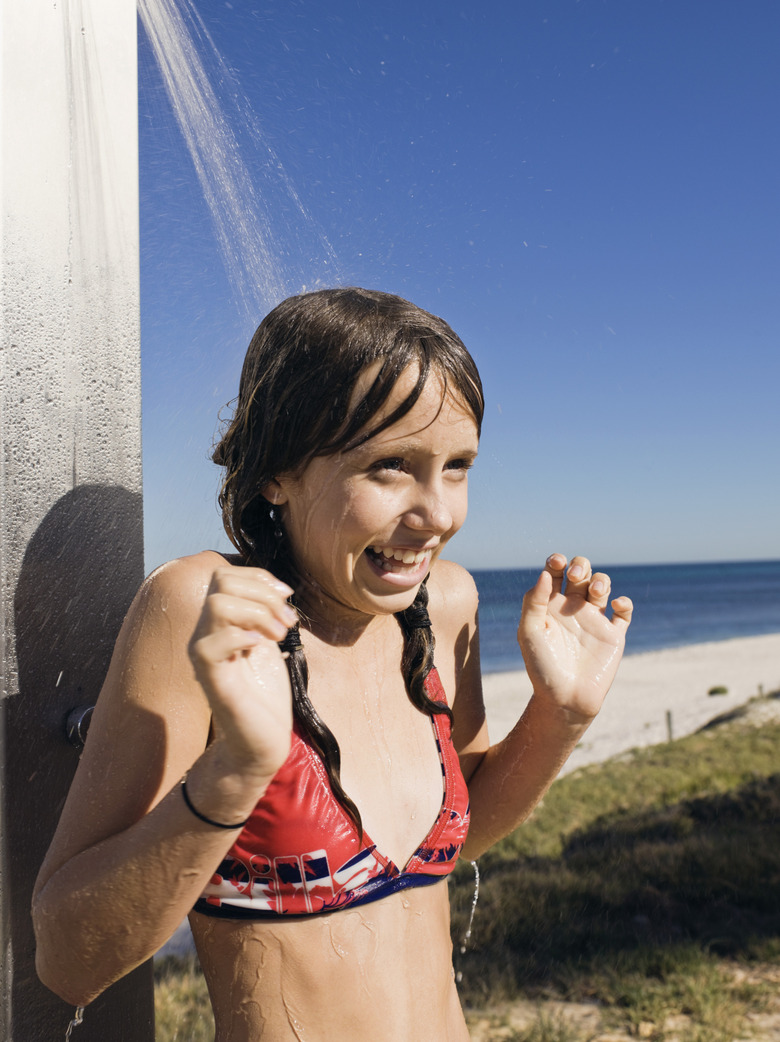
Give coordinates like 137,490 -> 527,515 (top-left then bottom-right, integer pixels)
586,572 -> 611,611
544,554 -> 602,603
539,553 -> 632,626
564,555 -> 592,598
195,623 -> 267,663
610,595 -> 634,632
203,592 -> 296,643
207,565 -> 293,602
192,566 -> 298,661
544,553 -> 567,595
521,567 -> 554,623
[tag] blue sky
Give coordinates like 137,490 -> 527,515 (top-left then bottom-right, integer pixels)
139,0 -> 780,572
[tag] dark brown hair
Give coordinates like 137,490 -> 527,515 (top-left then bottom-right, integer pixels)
213,287 -> 484,834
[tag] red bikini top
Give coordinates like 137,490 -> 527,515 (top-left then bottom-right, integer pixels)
193,668 -> 470,917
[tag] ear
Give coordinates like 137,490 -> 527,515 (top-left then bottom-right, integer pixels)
261,479 -> 288,505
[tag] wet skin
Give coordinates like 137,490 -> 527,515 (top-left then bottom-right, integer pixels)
32,367 -> 632,1041
192,883 -> 469,1042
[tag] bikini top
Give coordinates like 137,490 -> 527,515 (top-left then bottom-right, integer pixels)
193,667 -> 470,918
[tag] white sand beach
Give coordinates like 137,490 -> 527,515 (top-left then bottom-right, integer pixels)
483,632 -> 780,776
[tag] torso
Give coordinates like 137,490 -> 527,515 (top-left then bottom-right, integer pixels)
189,581 -> 475,1041
195,668 -> 469,917
191,881 -> 469,1042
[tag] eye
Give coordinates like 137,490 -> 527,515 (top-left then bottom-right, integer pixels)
372,457 -> 406,473
445,458 -> 474,473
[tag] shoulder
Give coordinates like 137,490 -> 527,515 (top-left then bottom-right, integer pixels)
141,549 -> 231,603
127,550 -> 236,634
427,560 -> 487,768
36,553 -> 233,876
426,559 -> 479,681
427,559 -> 479,626
95,549 -> 230,732
86,549 -> 239,742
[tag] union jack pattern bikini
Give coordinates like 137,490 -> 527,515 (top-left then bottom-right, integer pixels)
193,668 -> 470,918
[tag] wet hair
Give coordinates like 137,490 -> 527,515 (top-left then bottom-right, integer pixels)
213,287 -> 484,834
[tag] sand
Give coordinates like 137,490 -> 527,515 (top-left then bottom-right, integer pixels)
483,632 -> 780,776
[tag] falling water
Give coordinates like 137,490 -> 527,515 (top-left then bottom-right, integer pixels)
137,0 -> 339,318
64,1006 -> 85,1040
455,860 -> 480,984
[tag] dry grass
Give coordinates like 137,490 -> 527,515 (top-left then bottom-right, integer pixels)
154,957 -> 213,1042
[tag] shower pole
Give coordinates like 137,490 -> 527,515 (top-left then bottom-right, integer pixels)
1,2 -> 152,1038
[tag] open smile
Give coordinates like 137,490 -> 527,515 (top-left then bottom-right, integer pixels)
364,545 -> 432,581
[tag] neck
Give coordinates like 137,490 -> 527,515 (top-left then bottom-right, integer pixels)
293,577 -> 397,649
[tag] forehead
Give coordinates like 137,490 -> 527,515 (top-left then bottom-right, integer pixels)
353,365 -> 478,449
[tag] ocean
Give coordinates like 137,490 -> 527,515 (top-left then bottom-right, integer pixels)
472,559 -> 780,674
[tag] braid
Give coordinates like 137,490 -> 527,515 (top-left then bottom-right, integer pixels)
279,625 -> 364,839
395,578 -> 452,724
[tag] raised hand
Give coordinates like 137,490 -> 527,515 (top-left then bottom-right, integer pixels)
189,565 -> 298,782
517,553 -> 633,721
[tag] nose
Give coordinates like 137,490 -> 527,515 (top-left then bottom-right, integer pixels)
403,480 -> 453,535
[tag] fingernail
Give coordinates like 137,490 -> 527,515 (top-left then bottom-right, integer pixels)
591,579 -> 605,595
569,564 -> 584,580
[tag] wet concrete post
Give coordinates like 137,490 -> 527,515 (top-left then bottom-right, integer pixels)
1,2 -> 153,1039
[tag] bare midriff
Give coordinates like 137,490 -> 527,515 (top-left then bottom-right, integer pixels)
190,879 -> 469,1042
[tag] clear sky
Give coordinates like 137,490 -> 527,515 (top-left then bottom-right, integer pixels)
139,0 -> 780,573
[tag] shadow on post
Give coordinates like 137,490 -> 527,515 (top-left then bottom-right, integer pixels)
6,483 -> 153,1041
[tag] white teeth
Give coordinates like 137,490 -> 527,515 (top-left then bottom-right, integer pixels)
371,545 -> 428,566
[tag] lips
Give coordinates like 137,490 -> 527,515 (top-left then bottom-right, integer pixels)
364,545 -> 432,581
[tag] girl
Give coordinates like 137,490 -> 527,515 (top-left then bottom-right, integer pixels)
33,287 -> 632,1041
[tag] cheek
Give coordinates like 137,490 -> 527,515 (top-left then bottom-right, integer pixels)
348,487 -> 395,532
449,484 -> 470,533
290,483 -> 370,559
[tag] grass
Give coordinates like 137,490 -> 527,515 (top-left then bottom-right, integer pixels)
451,702 -> 780,1039
154,957 -> 213,1042
155,699 -> 780,1041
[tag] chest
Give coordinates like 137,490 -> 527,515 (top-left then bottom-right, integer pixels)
306,649 -> 447,869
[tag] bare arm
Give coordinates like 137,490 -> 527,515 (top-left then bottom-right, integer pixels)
32,552 -> 296,1006
438,555 -> 632,860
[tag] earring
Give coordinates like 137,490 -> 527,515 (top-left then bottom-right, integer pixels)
269,507 -> 283,541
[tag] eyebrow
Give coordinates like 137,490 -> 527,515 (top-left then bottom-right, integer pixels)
353,439 -> 479,460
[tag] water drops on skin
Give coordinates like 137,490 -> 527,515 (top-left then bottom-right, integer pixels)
240,968 -> 266,1035
360,680 -> 393,769
281,996 -> 308,1042
327,920 -> 349,960
454,861 -> 480,985
324,911 -> 379,968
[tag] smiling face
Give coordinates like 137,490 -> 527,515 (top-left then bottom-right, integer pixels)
265,368 -> 479,623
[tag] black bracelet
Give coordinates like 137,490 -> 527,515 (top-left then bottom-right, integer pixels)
180,776 -> 250,830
